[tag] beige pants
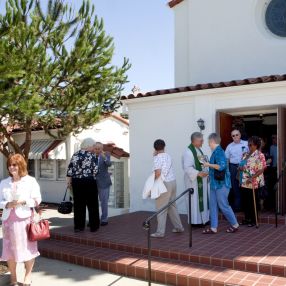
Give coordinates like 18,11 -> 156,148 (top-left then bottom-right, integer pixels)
155,180 -> 183,235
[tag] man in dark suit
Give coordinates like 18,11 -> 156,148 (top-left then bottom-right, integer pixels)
94,142 -> 112,226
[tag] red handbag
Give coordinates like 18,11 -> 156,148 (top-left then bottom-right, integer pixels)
27,209 -> 50,242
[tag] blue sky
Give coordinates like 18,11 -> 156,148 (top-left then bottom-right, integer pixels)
0,0 -> 174,95
69,0 -> 174,95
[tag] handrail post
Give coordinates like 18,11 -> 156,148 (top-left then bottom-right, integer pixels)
143,188 -> 194,286
148,225 -> 151,286
189,189 -> 192,247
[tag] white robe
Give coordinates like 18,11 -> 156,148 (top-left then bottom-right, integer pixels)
182,148 -> 210,224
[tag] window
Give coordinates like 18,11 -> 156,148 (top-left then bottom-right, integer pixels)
28,160 -> 35,177
57,160 -> 66,180
39,160 -> 54,179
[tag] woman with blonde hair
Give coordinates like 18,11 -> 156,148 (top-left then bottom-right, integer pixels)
0,154 -> 41,286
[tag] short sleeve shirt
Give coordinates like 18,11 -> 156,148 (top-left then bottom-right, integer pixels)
153,153 -> 176,182
241,150 -> 266,189
225,140 -> 249,164
67,150 -> 98,178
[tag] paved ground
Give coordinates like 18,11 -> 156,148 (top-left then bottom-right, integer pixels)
0,207 -> 163,286
1,257 -> 163,286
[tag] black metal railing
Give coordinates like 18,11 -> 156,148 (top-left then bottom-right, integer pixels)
142,188 -> 194,286
274,161 -> 286,227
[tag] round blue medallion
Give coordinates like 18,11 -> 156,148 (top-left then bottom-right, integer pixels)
265,0 -> 286,37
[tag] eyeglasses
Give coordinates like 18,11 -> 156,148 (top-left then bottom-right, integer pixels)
232,134 -> 240,137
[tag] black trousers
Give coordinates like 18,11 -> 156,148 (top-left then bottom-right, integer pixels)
241,187 -> 259,223
229,163 -> 241,211
72,177 -> 100,231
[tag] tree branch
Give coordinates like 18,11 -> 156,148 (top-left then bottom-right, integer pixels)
0,124 -> 22,154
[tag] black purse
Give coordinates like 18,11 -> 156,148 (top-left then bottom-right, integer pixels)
214,158 -> 226,181
58,188 -> 73,214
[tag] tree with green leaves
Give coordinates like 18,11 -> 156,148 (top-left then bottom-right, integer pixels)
0,0 -> 130,160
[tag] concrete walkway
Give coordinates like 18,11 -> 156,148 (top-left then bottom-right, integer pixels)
1,257 -> 162,286
0,207 -> 163,286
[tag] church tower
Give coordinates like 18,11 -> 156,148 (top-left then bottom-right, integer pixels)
171,0 -> 286,87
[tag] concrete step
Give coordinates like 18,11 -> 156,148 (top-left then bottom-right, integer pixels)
39,239 -> 286,286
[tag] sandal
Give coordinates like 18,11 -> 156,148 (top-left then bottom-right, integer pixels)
226,226 -> 239,233
202,228 -> 217,234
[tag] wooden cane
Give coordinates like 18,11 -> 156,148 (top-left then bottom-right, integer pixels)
252,181 -> 259,228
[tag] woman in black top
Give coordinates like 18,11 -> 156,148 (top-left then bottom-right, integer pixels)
67,138 -> 99,232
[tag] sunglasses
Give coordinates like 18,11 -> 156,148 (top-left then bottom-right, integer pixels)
232,134 -> 240,137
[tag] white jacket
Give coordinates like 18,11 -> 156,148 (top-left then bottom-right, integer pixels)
142,173 -> 167,199
0,175 -> 42,221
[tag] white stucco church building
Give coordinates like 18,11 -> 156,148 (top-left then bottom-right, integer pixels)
122,0 -> 286,214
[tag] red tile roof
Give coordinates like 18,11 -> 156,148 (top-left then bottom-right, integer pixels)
121,74 -> 286,100
103,143 -> 129,159
168,0 -> 184,8
110,113 -> 129,126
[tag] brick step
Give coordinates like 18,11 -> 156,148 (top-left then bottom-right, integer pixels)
50,227 -> 286,278
39,239 -> 286,286
218,212 -> 286,226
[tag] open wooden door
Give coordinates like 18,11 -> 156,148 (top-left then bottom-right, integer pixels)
278,107 -> 286,214
216,112 -> 234,149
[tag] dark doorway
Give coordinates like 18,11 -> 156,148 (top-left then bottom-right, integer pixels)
217,111 -> 278,213
242,113 -> 277,144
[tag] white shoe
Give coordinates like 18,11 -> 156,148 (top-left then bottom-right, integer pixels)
151,232 -> 165,238
172,227 -> 184,233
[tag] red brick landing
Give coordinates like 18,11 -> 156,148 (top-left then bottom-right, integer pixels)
39,211 -> 286,286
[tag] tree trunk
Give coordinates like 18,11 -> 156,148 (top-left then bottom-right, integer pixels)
23,124 -> 32,162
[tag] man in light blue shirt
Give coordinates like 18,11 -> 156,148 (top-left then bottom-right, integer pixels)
270,135 -> 277,168
225,129 -> 249,212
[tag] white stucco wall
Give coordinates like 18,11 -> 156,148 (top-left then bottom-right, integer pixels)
125,81 -> 286,214
70,117 -> 129,155
2,117 -> 130,204
174,0 -> 286,87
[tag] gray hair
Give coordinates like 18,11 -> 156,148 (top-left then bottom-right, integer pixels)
208,133 -> 221,144
191,132 -> 203,142
80,137 -> 96,149
95,142 -> 103,149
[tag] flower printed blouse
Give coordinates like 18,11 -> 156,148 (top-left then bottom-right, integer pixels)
241,150 -> 266,189
67,150 -> 98,179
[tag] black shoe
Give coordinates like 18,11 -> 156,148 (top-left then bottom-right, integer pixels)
239,219 -> 250,226
74,228 -> 84,233
101,221 -> 108,226
191,223 -> 204,228
90,228 -> 99,232
248,223 -> 256,227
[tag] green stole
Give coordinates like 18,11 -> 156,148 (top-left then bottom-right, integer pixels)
188,144 -> 204,212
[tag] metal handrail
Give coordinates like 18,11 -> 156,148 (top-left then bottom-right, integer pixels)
142,188 -> 194,286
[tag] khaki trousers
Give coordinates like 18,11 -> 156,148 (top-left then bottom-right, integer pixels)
155,180 -> 183,235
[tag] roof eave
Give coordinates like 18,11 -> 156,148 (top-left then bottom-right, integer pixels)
168,0 -> 184,8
